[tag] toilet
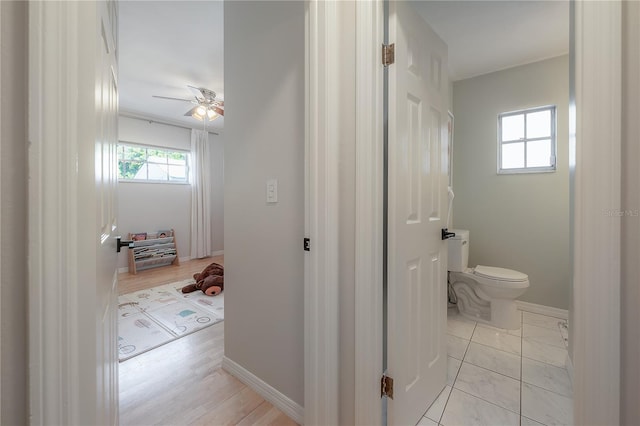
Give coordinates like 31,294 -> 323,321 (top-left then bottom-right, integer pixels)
447,229 -> 529,330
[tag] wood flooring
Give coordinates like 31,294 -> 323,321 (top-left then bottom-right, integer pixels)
118,257 -> 297,426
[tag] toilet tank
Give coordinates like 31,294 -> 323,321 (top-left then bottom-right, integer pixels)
447,229 -> 469,272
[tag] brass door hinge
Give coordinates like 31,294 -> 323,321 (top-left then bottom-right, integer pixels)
382,43 -> 395,67
381,374 -> 394,399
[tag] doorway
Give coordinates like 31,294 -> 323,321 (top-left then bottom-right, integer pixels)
115,1 -> 305,424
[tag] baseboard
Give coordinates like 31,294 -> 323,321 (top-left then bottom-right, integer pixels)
221,356 -> 304,424
210,250 -> 224,257
516,300 -> 568,319
179,256 -> 191,263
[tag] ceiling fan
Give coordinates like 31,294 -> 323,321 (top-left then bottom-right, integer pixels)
153,85 -> 224,122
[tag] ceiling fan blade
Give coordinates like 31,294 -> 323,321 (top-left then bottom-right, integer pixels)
152,95 -> 194,103
187,85 -> 206,99
214,99 -> 224,107
211,106 -> 224,116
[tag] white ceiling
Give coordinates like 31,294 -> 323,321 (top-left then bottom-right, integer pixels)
411,0 -> 570,81
118,1 -> 569,128
118,1 -> 224,130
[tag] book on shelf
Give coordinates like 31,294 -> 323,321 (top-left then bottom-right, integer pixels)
132,232 -> 147,241
156,230 -> 173,238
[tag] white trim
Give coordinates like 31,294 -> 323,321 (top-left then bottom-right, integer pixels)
354,1 -> 384,425
222,357 -> 304,425
210,250 -> 224,257
497,105 -> 558,174
515,301 -> 568,320
28,2 -> 83,423
572,1 -> 622,423
305,1 -> 340,424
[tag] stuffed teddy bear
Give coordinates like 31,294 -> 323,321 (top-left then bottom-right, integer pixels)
181,262 -> 224,296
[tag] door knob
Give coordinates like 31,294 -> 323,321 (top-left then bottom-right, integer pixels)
116,236 -> 134,253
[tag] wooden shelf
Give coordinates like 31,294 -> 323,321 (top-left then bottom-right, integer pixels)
128,229 -> 180,274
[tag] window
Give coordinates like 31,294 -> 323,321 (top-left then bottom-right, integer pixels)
117,143 -> 190,183
498,106 -> 556,174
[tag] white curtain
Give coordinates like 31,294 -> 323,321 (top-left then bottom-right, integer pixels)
190,129 -> 212,258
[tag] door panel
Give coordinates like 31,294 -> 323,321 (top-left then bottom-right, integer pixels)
95,0 -> 119,423
387,1 -> 449,425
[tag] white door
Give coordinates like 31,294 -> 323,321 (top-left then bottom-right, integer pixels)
95,1 -> 120,424
30,1 -> 119,423
81,0 -> 121,423
387,1 -> 450,425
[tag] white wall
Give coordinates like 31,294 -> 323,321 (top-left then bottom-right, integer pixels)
224,1 -> 305,406
117,116 -> 224,269
0,1 -> 28,423
452,55 -> 570,309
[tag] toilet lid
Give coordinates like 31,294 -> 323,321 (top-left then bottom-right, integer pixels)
474,265 -> 528,282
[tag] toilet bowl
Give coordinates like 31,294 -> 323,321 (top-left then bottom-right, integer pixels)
447,230 -> 529,330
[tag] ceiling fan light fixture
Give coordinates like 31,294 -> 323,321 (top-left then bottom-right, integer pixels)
206,108 -> 218,121
190,105 -> 207,121
156,86 -> 224,122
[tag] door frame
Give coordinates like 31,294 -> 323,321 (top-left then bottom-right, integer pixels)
304,1 -> 340,424
353,1 -> 385,425
28,1 -> 98,423
571,0 -> 622,423
304,1 -> 384,424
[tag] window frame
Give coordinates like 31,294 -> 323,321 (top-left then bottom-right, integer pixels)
117,141 -> 191,184
497,105 -> 557,174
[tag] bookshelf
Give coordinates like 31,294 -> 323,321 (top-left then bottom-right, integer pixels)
127,229 -> 180,274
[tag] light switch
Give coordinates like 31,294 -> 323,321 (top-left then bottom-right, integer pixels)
266,179 -> 278,203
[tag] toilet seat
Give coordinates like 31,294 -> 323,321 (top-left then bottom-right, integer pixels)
474,265 -> 528,282
472,265 -> 529,289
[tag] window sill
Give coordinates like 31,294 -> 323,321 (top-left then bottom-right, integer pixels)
118,180 -> 191,185
498,167 -> 557,175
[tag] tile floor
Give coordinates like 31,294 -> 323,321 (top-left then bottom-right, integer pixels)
418,307 -> 572,426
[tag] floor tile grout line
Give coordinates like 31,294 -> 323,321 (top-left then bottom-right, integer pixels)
522,338 -> 568,351
521,352 -> 569,368
449,324 -> 525,379
467,339 -> 523,358
521,352 -> 568,370
452,387 -> 522,417
436,321 -> 477,425
458,356 -> 522,382
521,379 -> 574,400
474,322 -> 523,336
443,322 -> 527,420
